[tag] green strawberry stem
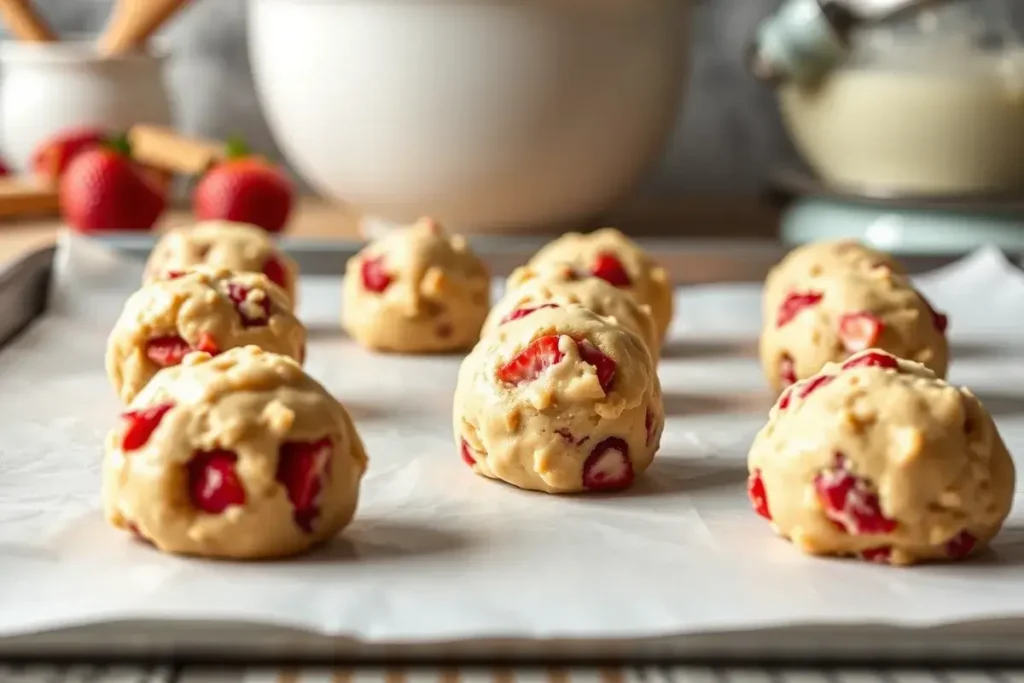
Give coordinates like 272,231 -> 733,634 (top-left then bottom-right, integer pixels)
105,133 -> 132,158
224,135 -> 251,159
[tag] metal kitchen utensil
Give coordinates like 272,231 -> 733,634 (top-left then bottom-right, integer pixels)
747,0 -> 966,84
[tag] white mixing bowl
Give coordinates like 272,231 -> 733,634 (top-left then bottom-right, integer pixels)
248,0 -> 693,234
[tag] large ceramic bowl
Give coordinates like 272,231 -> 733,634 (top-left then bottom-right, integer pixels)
249,0 -> 693,234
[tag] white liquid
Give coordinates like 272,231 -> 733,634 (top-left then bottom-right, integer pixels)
780,46 -> 1024,196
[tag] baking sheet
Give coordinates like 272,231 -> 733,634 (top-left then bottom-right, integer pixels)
2,234 -> 1024,647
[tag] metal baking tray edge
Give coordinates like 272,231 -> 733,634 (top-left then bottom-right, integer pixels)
86,233 -> 1010,283
0,246 -> 54,352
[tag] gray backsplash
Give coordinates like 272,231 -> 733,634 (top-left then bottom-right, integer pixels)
15,0 -> 1016,199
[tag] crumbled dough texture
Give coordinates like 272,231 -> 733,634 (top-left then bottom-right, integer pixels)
106,268 -> 306,404
342,217 -> 491,353
104,346 -> 368,560
144,220 -> 299,305
454,304 -> 664,494
484,263 -> 660,357
763,240 -> 904,319
748,352 -> 1015,565
759,260 -> 948,393
526,228 -> 673,341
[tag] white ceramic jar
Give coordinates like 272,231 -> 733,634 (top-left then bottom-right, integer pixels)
248,0 -> 693,235
0,40 -> 173,173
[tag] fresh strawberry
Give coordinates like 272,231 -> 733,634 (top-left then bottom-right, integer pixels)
576,338 -> 616,394
188,449 -> 246,514
838,312 -> 883,353
776,291 -> 824,328
59,139 -> 166,233
748,468 -> 771,520
276,438 -> 331,532
193,139 -> 293,233
500,304 -> 559,325
0,158 -> 9,176
497,335 -> 565,385
121,402 -> 175,452
32,126 -> 105,182
582,437 -> 634,491
361,255 -> 392,293
591,252 -> 632,287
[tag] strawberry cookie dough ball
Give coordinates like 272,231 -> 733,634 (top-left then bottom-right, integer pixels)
454,304 -> 663,494
759,264 -> 948,394
144,220 -> 298,306
104,346 -> 368,559
763,240 -> 905,317
748,350 -> 1014,565
483,262 -> 660,357
106,268 -> 305,404
342,218 -> 490,353
526,228 -> 673,341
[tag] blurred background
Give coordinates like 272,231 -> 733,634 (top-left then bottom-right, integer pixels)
4,0 -> 1024,249
12,0 -> 793,197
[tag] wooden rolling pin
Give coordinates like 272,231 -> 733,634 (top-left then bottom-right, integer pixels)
97,0 -> 191,56
0,0 -> 56,42
127,125 -> 226,176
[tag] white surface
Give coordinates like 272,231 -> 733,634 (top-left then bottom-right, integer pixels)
1,236 -> 1024,644
0,40 -> 173,173
247,0 -> 691,234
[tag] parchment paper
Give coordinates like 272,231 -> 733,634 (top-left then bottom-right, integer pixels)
1,234 -> 1024,644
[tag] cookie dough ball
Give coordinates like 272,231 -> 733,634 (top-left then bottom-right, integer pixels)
454,304 -> 663,494
144,220 -> 298,306
763,240 -> 904,317
107,268 -> 305,404
483,262 -> 660,357
527,228 -> 673,341
104,346 -> 368,560
759,265 -> 948,393
747,350 -> 1014,565
342,217 -> 490,353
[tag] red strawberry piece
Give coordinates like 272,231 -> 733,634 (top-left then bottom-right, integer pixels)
779,353 -> 797,389
778,387 -> 794,411
814,453 -> 898,535
945,530 -> 977,559
859,546 -> 892,564
776,291 -> 824,328
501,303 -> 559,325
748,468 -> 771,520
582,437 -> 634,491
262,253 -> 289,291
361,255 -> 393,293
145,336 -> 192,367
591,252 -> 632,287
0,158 -> 9,176
460,439 -> 480,466
59,145 -> 166,233
842,351 -> 899,372
188,449 -> 246,514
193,157 -> 293,233
497,335 -> 565,385
277,438 -> 331,532
166,270 -> 186,280
195,332 -> 220,356
226,282 -> 270,327
576,339 -> 616,394
919,295 -> 948,334
839,312 -> 883,353
32,126 -> 105,182
798,373 -> 834,400
121,402 -> 174,451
